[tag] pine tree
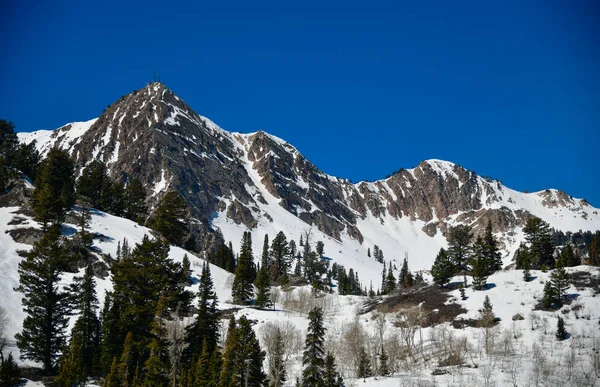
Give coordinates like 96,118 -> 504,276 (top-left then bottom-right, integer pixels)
219,316 -> 237,387
556,316 -> 568,341
104,357 -> 121,387
55,334 -> 86,387
431,248 -> 454,287
559,244 -> 578,267
70,264 -> 101,377
124,179 -> 147,223
384,267 -> 396,294
255,265 -> 272,309
523,217 -> 555,268
232,231 -> 256,305
470,236 -> 488,290
483,219 -> 502,273
302,307 -> 326,387
152,191 -> 189,246
144,338 -> 169,387
550,262 -> 569,305
76,160 -> 113,210
378,346 -> 389,376
31,148 -> 75,229
589,231 -> 600,266
194,339 -> 211,386
262,234 -> 270,269
480,295 -> 495,327
447,225 -> 472,283
15,228 -> 75,374
324,352 -> 343,387
0,352 -> 20,387
357,347 -> 372,379
398,255 -> 414,288
542,281 -> 556,309
236,316 -> 267,387
270,231 -> 290,281
118,332 -> 137,387
184,262 -> 220,364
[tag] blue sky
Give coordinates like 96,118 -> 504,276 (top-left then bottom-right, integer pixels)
2,0 -> 599,206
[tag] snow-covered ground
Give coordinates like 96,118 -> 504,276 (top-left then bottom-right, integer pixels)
2,206 -> 600,386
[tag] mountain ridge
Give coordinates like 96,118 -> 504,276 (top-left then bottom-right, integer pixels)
17,82 -> 600,265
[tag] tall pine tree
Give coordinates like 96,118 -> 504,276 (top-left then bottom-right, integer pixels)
231,231 -> 256,305
302,307 -> 326,387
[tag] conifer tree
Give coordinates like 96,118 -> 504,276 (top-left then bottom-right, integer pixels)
357,347 -> 372,379
124,179 -> 147,223
31,148 -> 75,229
76,160 -> 112,210
541,281 -> 555,309
15,228 -> 75,374
302,307 -> 326,387
0,352 -> 20,387
483,219 -> 502,273
550,262 -> 569,305
556,316 -> 567,341
118,332 -> 137,386
104,357 -> 121,387
152,191 -> 189,246
219,316 -> 237,387
324,352 -> 343,387
378,346 -> 389,376
100,292 -> 124,374
262,234 -> 270,269
447,225 -> 472,283
480,295 -> 495,327
398,255 -> 414,288
431,248 -> 454,287
523,217 -> 555,268
235,316 -> 267,387
144,338 -> 169,387
470,236 -> 488,290
589,231 -> 600,266
270,231 -> 290,281
55,334 -> 86,387
559,244 -> 578,267
184,262 -> 220,363
384,267 -> 396,294
194,339 -> 211,386
255,265 -> 272,309
208,345 -> 223,387
232,231 -> 256,305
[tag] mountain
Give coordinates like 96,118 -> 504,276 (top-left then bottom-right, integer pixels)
18,82 -> 600,270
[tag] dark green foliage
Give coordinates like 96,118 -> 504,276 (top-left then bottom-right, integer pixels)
357,347 -> 372,379
76,160 -> 113,210
255,266 -> 272,309
556,316 -> 568,341
373,245 -> 384,263
210,242 -> 236,273
15,228 -> 75,373
447,225 -> 472,279
220,315 -> 267,387
103,357 -> 121,387
383,266 -> 396,294
70,265 -> 101,377
550,262 -> 569,306
337,266 -> 363,295
518,245 -> 533,281
483,220 -> 502,273
559,244 -> 579,267
378,346 -> 389,376
143,338 -> 169,387
523,217 -> 555,268
431,248 -> 454,287
55,334 -> 86,387
232,231 -> 256,305
0,119 -> 40,187
589,231 -> 600,266
270,231 -> 290,281
470,236 -> 488,290
302,307 -> 326,387
398,255 -> 414,288
184,262 -> 220,363
100,292 -> 124,374
124,179 -> 148,223
152,191 -> 189,246
106,235 -> 191,368
0,353 -> 20,387
480,295 -> 495,327
541,282 -> 555,309
459,284 -> 467,300
262,234 -> 270,269
324,352 -> 344,387
31,148 -> 75,228
315,241 -> 324,257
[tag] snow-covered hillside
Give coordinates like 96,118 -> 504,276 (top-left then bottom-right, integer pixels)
2,204 -> 599,386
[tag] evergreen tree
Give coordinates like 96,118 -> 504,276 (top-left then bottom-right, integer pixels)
152,191 -> 189,246
255,265 -> 272,309
31,148 -> 75,229
15,228 -> 75,374
367,247 -> 371,258
589,231 -> 600,266
208,346 -> 223,387
194,339 -> 211,386
398,255 -> 414,288
357,347 -> 372,379
324,352 -> 343,387
232,231 -> 256,305
100,292 -> 124,374
143,338 -> 169,387
447,225 -> 472,283
124,179 -> 147,223
302,307 -> 326,387
559,244 -> 578,267
219,316 -> 238,387
70,264 -> 101,377
378,346 -> 389,377
0,119 -> 40,185
480,295 -> 495,327
0,352 -> 20,387
470,236 -> 488,290
523,217 -> 555,268
220,315 -> 266,387
384,267 -> 396,294
556,316 -> 568,341
55,334 -> 86,387
541,282 -> 556,309
518,245 -> 533,281
117,332 -> 137,386
262,234 -> 270,269
270,231 -> 290,281
76,160 -> 112,210
315,241 -> 324,258
550,262 -> 569,305
104,357 -> 121,387
184,262 -> 220,363
431,248 -> 454,287
482,219 -> 502,273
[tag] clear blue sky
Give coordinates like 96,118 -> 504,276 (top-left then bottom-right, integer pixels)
2,0 -> 598,206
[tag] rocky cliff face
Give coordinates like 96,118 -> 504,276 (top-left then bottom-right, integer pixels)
19,83 -> 600,255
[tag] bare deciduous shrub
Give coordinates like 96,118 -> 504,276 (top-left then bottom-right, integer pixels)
260,321 -> 302,387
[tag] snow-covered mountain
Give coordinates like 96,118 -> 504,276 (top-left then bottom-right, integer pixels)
18,82 -> 600,277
